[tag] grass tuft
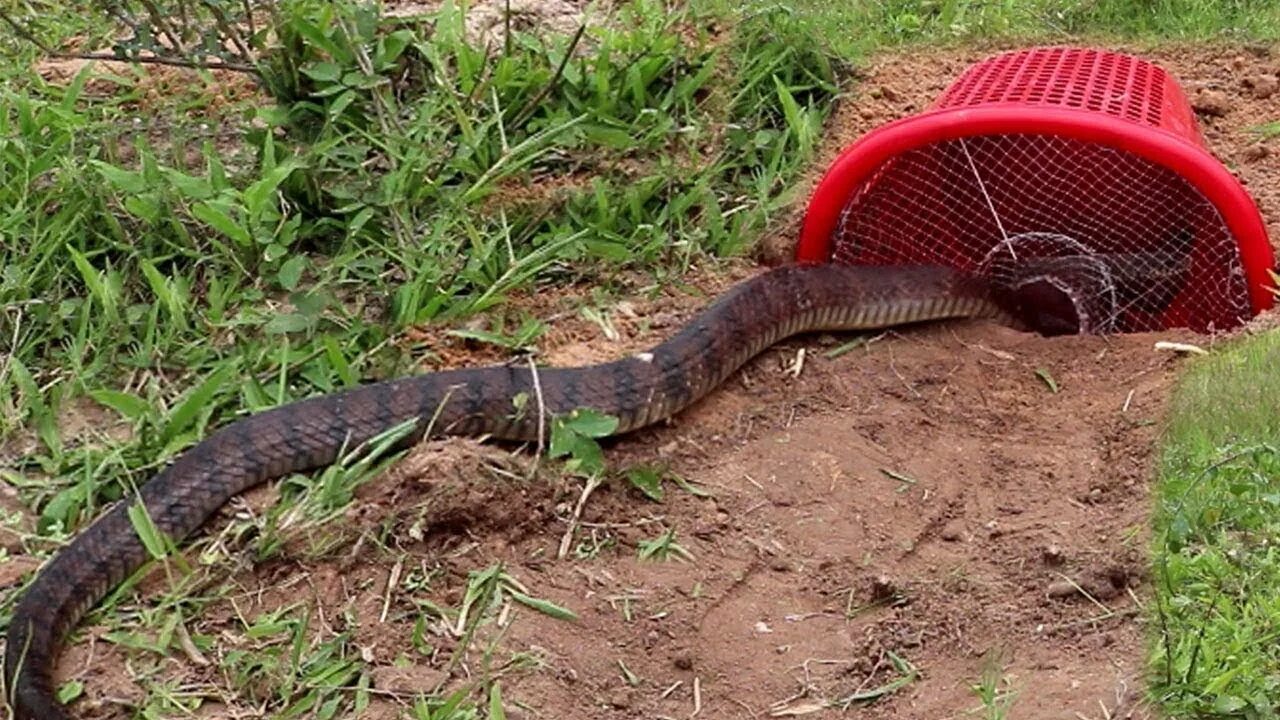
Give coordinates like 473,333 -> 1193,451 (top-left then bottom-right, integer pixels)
1150,331 -> 1280,718
1,0 -> 841,536
700,0 -> 1280,59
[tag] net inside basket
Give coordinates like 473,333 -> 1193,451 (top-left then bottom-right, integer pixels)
829,133 -> 1253,334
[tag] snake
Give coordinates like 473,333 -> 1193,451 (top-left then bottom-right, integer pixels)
1,260 -> 1107,718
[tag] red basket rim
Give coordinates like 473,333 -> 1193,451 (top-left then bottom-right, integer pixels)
796,105 -> 1275,318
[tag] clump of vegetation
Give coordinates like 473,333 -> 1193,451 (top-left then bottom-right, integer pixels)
1,0 -> 840,528
1150,331 -> 1280,718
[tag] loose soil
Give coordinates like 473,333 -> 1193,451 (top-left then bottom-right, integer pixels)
5,40 -> 1280,720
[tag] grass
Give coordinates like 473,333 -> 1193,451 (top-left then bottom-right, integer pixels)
1,0 -> 839,531
700,0 -> 1280,59
1149,331 -> 1280,718
967,648 -> 1018,720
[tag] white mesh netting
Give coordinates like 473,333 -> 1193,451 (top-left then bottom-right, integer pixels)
830,133 -> 1252,334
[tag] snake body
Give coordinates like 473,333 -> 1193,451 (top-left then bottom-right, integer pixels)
4,264 -> 1010,719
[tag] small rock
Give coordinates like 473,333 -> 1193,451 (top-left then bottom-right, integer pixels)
876,85 -> 900,102
691,523 -> 719,540
770,558 -> 793,573
649,312 -> 678,330
1243,74 -> 1278,99
753,231 -> 797,267
869,575 -> 899,602
1192,88 -> 1231,117
1042,545 -> 1066,566
371,665 -> 448,695
1242,144 -> 1271,163
673,654 -> 694,671
1106,562 -> 1139,587
1046,580 -> 1079,599
1079,573 -> 1121,601
939,522 -> 964,542
607,688 -> 633,709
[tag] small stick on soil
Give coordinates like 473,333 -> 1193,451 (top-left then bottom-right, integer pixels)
787,348 -> 805,378
528,357 -> 547,476
887,348 -> 921,398
175,621 -> 210,665
1040,606 -> 1138,633
1053,572 -> 1112,614
558,475 -> 603,559
380,558 -> 403,622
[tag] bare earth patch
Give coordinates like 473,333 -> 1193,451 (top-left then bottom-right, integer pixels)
4,41 -> 1279,719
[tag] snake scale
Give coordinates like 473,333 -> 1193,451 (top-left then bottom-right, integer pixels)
4,263 -> 1021,719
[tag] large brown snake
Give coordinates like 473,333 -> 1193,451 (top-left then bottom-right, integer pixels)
4,263 -> 1027,718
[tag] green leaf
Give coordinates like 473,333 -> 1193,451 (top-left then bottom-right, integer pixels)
626,466 -> 664,502
773,74 -> 806,151
1211,695 -> 1248,714
507,590 -> 577,621
89,388 -> 152,422
291,290 -> 330,316
277,255 -> 307,290
322,335 -> 356,387
66,247 -> 119,322
263,241 -> 288,260
290,18 -> 351,63
161,167 -> 214,200
488,682 -> 507,720
568,435 -> 605,474
265,313 -> 312,334
91,160 -> 147,193
547,421 -> 577,459
5,356 -> 42,417
139,258 -> 187,327
447,327 -> 520,349
56,681 -> 84,704
40,484 -> 85,531
162,364 -> 235,444
192,201 -> 252,247
123,195 -> 162,223
670,472 -> 713,498
328,89 -> 357,120
565,409 -> 619,438
243,159 -> 302,218
376,30 -> 414,69
581,123 -> 636,149
301,61 -> 343,83
1035,368 -> 1059,394
127,500 -> 172,560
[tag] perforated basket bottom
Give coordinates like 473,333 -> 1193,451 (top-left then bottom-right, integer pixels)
830,134 -> 1252,333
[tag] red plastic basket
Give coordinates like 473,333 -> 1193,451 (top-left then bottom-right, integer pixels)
797,46 -> 1274,333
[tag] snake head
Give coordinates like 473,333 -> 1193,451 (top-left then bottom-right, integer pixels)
1001,275 -> 1087,336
